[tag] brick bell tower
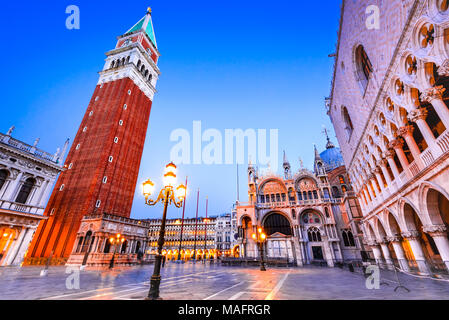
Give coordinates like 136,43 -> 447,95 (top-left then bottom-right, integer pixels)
27,8 -> 160,262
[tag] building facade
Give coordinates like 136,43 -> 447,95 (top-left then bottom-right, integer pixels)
0,127 -> 66,266
235,141 -> 363,267
146,217 -> 217,261
328,0 -> 449,274
215,212 -> 239,257
66,213 -> 150,267
26,9 -> 160,264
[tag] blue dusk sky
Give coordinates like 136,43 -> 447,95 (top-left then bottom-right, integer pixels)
0,0 -> 342,220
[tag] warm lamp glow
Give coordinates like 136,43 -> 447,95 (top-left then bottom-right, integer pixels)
258,228 -> 263,234
143,179 -> 155,197
176,184 -> 187,199
163,171 -> 177,187
252,233 -> 257,240
164,162 -> 177,176
261,233 -> 267,241
109,237 -> 114,243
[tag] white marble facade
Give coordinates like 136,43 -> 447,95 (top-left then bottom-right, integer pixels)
0,127 -> 66,266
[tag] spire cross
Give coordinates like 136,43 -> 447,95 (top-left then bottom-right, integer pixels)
322,126 -> 330,143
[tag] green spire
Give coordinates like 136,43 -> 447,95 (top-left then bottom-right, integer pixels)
125,8 -> 157,48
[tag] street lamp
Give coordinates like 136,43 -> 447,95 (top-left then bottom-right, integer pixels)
142,162 -> 186,300
252,227 -> 267,271
109,233 -> 126,269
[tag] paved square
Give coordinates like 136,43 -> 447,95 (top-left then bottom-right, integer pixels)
1,262 -> 449,300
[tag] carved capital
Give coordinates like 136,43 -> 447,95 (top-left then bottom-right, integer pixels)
378,158 -> 388,168
423,224 -> 448,237
398,125 -> 414,138
408,107 -> 428,123
386,235 -> 402,243
437,60 -> 449,77
401,231 -> 420,240
420,85 -> 446,103
374,166 -> 382,174
388,138 -> 404,150
365,240 -> 378,247
385,149 -> 396,159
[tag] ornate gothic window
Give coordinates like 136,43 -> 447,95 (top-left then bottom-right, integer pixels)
405,55 -> 418,75
355,45 -> 373,92
342,106 -> 354,140
0,170 -> 8,191
307,227 -> 322,242
15,178 -> 35,204
342,230 -> 356,247
437,0 -> 449,12
418,23 -> 435,49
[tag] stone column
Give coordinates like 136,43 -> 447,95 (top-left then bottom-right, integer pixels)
374,168 -> 385,193
3,171 -> 23,202
363,188 -> 371,203
29,179 -> 46,207
423,225 -> 449,271
38,179 -> 54,207
3,228 -> 26,266
421,86 -> 449,129
389,139 -> 410,173
385,150 -> 400,181
379,240 -> 394,269
367,241 -> 384,264
378,159 -> 392,185
12,227 -> 35,266
402,231 -> 430,274
387,235 -> 410,272
398,125 -> 423,169
365,180 -> 376,201
408,107 -> 437,147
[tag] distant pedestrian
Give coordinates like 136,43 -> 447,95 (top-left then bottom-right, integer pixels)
162,255 -> 166,268
137,249 -> 144,265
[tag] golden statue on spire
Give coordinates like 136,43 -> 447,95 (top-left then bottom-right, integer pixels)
147,7 -> 152,14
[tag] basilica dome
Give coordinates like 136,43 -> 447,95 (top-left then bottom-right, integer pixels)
319,141 -> 345,172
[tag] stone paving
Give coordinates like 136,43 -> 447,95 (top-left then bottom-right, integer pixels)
1,262 -> 449,300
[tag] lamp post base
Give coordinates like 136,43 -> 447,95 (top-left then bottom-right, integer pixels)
147,275 -> 162,300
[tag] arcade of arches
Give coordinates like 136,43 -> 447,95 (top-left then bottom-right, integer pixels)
363,186 -> 449,274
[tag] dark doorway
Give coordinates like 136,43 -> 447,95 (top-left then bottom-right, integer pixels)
312,246 -> 324,260
263,213 -> 292,236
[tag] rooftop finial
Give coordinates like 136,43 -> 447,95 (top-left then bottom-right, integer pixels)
322,126 -> 335,149
147,7 -> 152,14
6,126 -> 15,136
299,157 -> 304,169
33,138 -> 40,147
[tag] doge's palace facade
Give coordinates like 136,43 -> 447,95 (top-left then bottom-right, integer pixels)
328,0 -> 449,275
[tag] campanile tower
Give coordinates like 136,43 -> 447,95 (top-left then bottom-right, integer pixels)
28,8 -> 160,261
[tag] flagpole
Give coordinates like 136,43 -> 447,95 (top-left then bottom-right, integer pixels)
193,188 -> 200,261
177,176 -> 188,261
203,196 -> 208,263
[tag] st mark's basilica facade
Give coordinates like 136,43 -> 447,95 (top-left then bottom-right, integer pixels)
235,137 -> 364,267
